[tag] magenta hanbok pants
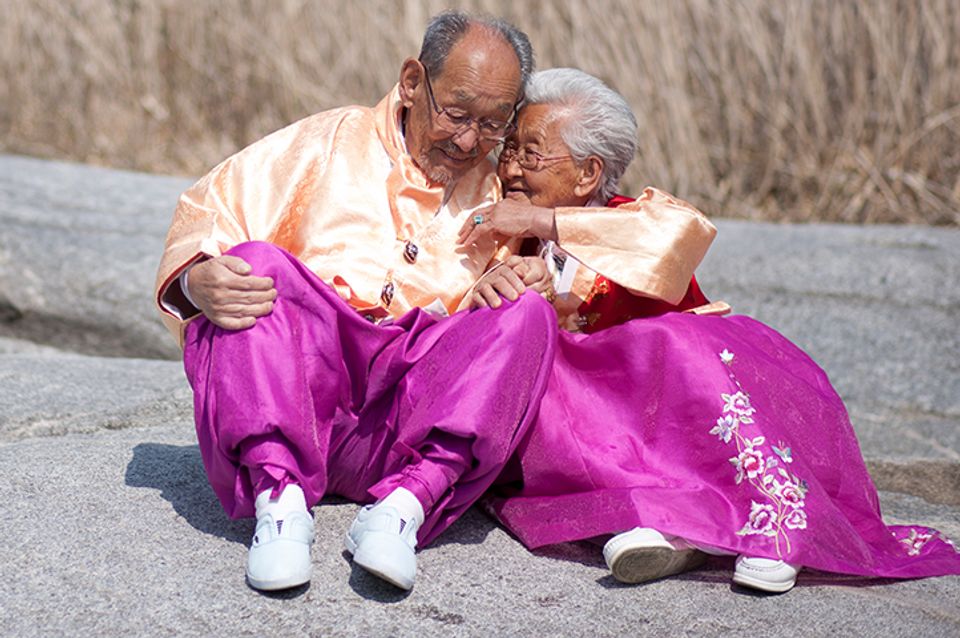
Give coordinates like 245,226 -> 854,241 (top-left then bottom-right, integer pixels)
183,241 -> 556,545
486,313 -> 960,579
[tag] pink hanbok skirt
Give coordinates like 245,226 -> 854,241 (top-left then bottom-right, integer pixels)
486,313 -> 960,579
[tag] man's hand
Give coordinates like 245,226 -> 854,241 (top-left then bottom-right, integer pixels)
515,255 -> 553,295
457,199 -> 558,247
187,256 -> 277,330
471,255 -> 553,309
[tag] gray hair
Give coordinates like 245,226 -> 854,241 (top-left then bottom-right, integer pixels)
418,10 -> 535,88
524,68 -> 638,201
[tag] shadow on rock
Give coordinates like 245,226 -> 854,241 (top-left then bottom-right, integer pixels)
533,539 -> 608,569
343,552 -> 411,602
125,442 -> 249,545
428,507 -> 499,548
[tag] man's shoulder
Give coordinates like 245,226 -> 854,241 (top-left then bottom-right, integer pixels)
278,103 -> 378,141
220,102 -> 380,169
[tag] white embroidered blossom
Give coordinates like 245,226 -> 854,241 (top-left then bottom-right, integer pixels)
710,414 -> 737,443
741,501 -> 777,536
900,530 -> 934,556
734,447 -> 766,483
783,509 -> 808,530
774,481 -> 806,509
719,349 -> 735,364
721,391 -> 756,422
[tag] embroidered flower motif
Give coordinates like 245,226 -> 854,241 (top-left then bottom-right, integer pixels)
710,414 -> 737,443
774,481 -> 805,509
735,447 -> 766,483
741,501 -> 777,536
783,509 -> 808,530
899,529 -> 935,556
722,391 -> 756,421
712,349 -> 807,557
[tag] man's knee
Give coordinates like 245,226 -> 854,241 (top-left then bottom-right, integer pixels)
492,290 -> 557,338
226,241 -> 294,276
508,290 -> 555,321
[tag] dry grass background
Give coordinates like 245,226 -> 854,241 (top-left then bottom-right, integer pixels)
2,0 -> 959,225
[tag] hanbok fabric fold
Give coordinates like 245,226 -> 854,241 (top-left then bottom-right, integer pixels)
486,313 -> 960,578
185,242 -> 557,545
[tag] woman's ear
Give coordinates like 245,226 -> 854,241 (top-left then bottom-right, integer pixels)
573,156 -> 604,199
398,58 -> 422,108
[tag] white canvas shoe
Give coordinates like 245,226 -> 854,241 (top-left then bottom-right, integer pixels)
602,527 -> 707,584
245,510 -> 315,591
733,556 -> 800,593
344,504 -> 419,590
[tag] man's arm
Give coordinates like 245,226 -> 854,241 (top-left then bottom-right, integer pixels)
456,187 -> 716,305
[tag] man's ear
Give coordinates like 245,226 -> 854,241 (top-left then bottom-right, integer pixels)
573,156 -> 604,199
398,59 -> 423,109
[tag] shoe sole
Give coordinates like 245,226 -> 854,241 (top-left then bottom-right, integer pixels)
608,545 -> 707,584
246,569 -> 311,591
344,531 -> 415,591
732,571 -> 796,593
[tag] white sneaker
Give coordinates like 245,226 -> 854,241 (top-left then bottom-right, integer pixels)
602,527 -> 707,584
245,510 -> 314,590
344,504 -> 418,590
733,555 -> 800,593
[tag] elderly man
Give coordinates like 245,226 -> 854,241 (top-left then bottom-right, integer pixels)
155,11 -> 554,592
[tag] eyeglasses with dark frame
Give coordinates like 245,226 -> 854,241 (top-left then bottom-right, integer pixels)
499,142 -> 574,172
421,63 -> 518,142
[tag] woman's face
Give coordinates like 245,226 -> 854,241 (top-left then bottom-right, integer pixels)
497,103 -> 591,208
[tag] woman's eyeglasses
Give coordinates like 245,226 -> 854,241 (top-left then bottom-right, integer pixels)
499,143 -> 573,171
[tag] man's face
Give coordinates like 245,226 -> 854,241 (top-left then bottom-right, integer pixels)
401,28 -> 523,185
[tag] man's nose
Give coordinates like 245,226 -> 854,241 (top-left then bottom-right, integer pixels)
451,124 -> 480,152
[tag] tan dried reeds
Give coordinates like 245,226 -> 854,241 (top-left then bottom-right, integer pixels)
2,0 -> 958,224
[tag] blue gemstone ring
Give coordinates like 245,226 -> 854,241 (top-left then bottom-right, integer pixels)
473,214 -> 485,225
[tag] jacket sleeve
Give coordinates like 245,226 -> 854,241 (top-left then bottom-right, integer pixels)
153,112 -> 340,346
552,187 -> 717,304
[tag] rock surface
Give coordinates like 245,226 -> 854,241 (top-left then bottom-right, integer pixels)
1,154 -> 958,636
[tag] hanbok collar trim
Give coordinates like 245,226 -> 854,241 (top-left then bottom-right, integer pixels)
374,86 -> 447,238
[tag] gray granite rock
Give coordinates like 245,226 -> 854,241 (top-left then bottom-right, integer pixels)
1,154 -> 958,637
0,351 -> 190,442
0,154 -> 191,359
0,423 -> 957,638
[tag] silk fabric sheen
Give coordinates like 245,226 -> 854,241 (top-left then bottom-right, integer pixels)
154,86 -> 715,347
486,313 -> 960,578
185,242 -> 556,545
155,86 -> 505,344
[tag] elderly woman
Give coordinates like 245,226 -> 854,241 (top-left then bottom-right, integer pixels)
464,68 -> 960,593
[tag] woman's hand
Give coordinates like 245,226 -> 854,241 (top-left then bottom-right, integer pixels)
457,200 -> 558,247
471,255 -> 554,309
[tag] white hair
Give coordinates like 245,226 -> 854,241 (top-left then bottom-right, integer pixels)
523,68 -> 638,201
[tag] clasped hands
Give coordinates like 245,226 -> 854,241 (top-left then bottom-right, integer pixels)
457,199 -> 559,309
